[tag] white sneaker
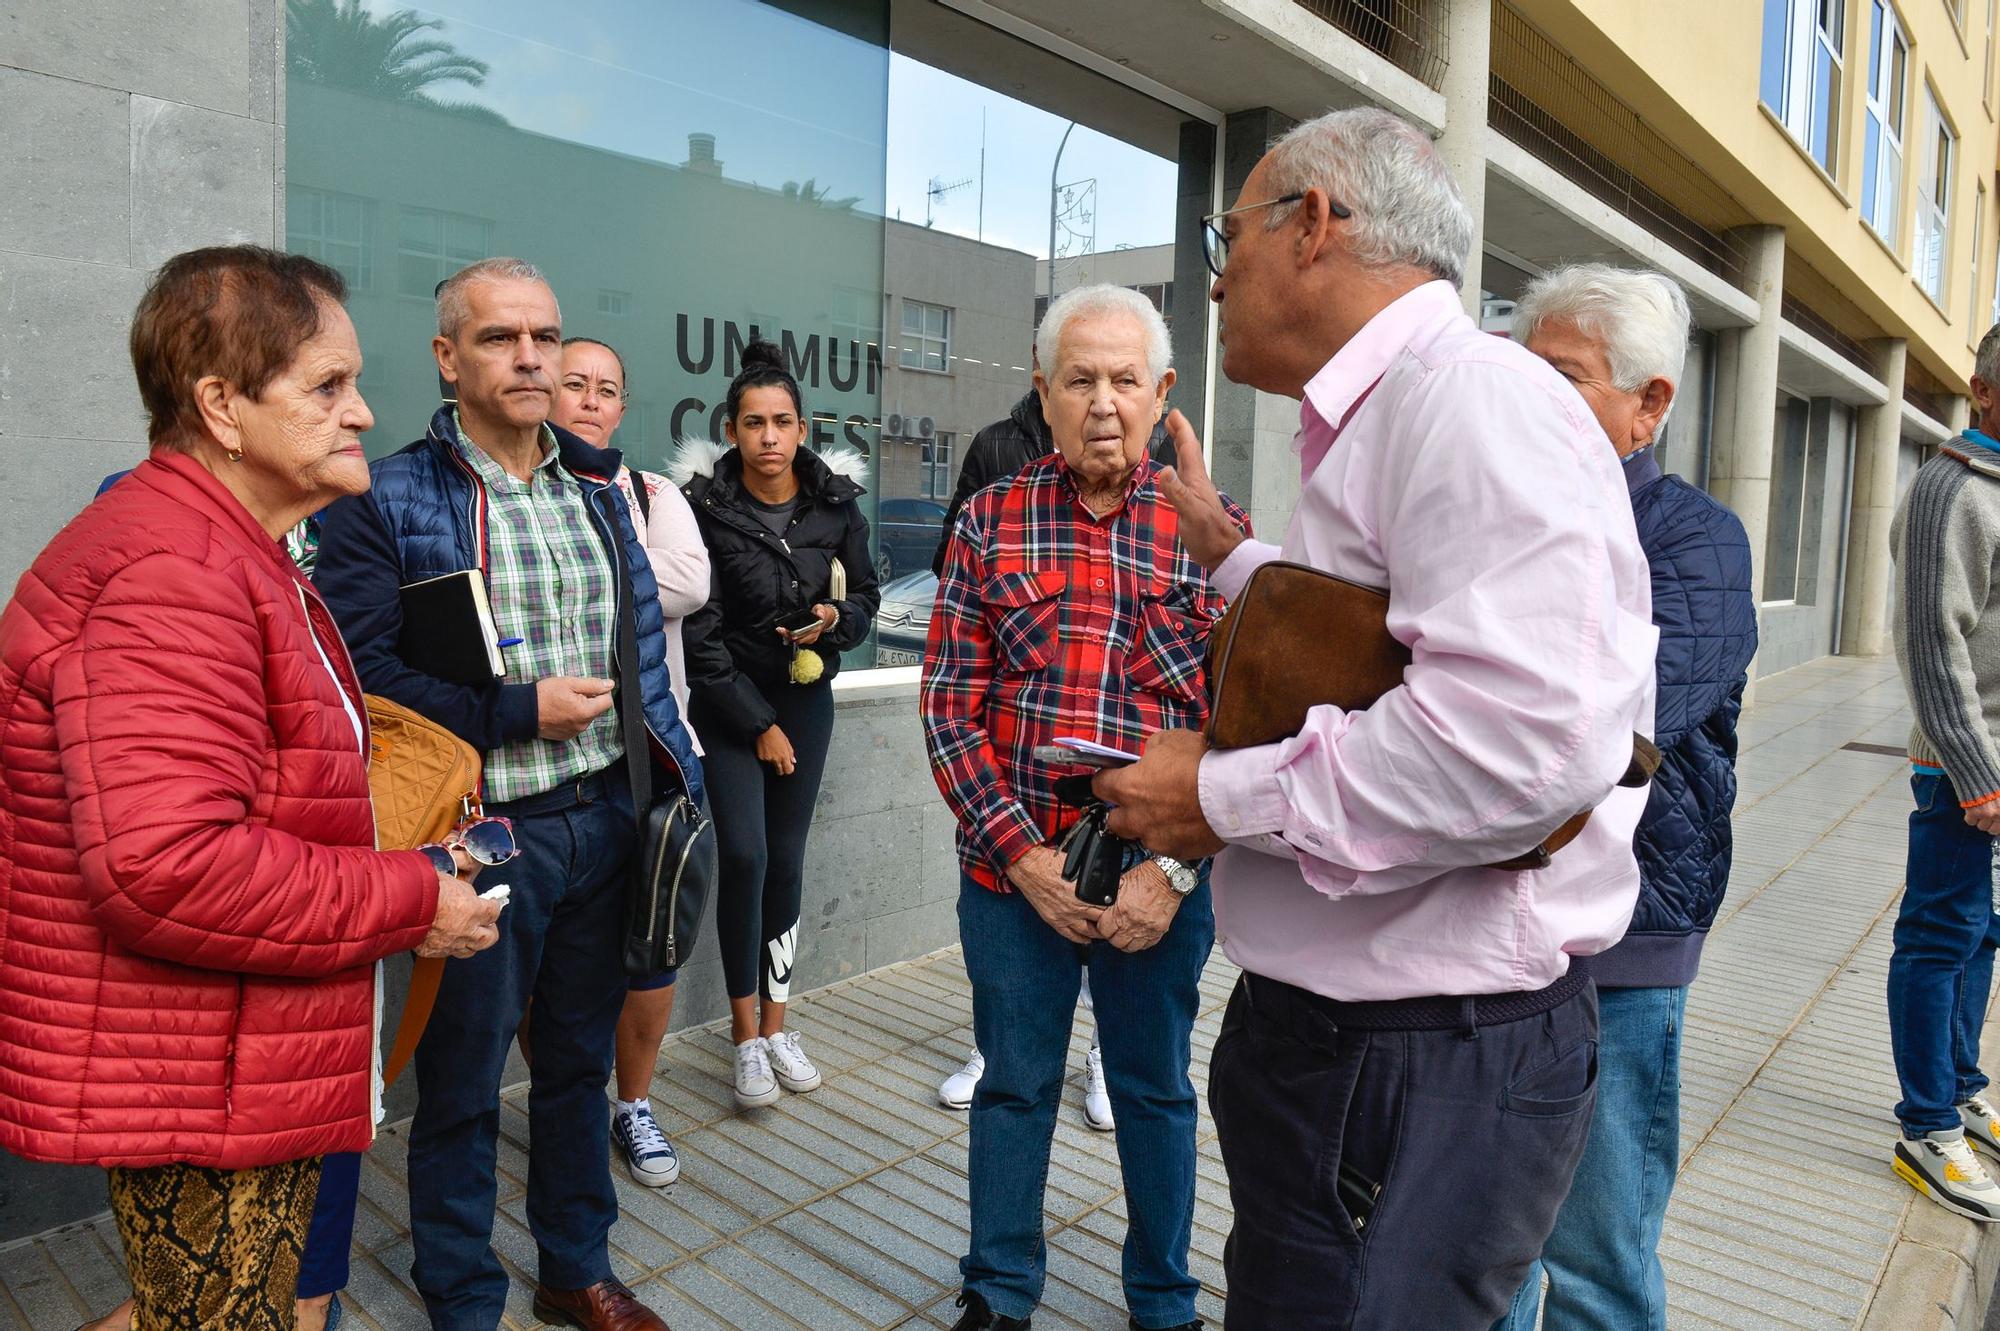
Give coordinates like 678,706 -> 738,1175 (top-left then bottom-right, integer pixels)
1893,1132 -> 2000,1222
765,1029 -> 822,1093
1962,1093 -> 2000,1155
1082,1046 -> 1114,1132
611,1102 -> 680,1187
939,1050 -> 985,1109
734,1037 -> 781,1108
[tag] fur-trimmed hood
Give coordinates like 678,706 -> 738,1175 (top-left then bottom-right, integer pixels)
666,437 -> 867,495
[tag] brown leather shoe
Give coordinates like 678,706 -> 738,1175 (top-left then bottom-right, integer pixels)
531,1279 -> 670,1331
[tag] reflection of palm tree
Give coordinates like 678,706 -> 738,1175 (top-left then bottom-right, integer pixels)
287,0 -> 506,122
782,178 -> 862,211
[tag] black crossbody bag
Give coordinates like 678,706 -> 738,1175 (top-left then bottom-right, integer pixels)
609,492 -> 716,975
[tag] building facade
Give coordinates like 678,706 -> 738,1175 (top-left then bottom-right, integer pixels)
2,0 -> 1996,1235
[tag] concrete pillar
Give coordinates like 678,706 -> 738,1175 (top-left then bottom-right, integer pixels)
1950,395 -> 1973,433
1708,225 -> 1785,696
1839,338 -> 1907,658
1437,0 -> 1493,317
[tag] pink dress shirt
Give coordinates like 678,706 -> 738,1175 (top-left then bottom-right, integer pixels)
1197,281 -> 1658,1002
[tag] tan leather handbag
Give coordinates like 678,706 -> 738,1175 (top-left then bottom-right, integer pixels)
1204,560 -> 1658,872
364,693 -> 480,1084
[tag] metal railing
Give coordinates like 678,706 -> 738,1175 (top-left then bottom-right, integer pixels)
1904,360 -> 1954,425
1784,289 -> 1872,369
1488,1 -> 1757,289
1292,0 -> 1449,90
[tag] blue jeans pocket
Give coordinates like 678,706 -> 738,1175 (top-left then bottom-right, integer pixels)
1914,774 -> 1943,815
1500,1038 -> 1599,1118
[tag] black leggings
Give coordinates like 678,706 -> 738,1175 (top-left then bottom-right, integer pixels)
700,679 -> 835,1003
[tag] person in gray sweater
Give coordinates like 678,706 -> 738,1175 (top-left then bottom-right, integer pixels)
1887,320 -> 2000,1222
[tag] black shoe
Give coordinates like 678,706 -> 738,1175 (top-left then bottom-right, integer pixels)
1130,1319 -> 1203,1331
950,1290 -> 1031,1331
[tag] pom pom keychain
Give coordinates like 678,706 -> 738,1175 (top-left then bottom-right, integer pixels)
789,645 -> 825,685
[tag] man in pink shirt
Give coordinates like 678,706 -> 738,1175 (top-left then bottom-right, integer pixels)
1096,108 -> 1658,1328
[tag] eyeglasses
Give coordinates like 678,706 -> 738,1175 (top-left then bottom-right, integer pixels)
1199,192 -> 1350,278
417,815 -> 519,877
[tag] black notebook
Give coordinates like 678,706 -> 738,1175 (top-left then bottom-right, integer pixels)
398,570 -> 506,684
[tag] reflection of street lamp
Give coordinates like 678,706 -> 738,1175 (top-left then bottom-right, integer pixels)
1048,121 -> 1075,300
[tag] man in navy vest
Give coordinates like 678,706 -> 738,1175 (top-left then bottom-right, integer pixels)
317,258 -> 701,1331
1504,264 -> 1756,1330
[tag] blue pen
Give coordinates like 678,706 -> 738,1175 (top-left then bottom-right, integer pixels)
497,637 -> 524,648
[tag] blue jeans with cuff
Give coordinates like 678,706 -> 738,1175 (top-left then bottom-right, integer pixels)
1497,984 -> 1687,1331
1889,770 -> 2000,1138
957,869 -> 1213,1329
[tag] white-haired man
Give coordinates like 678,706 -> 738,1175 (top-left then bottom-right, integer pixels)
1095,110 -> 1657,1327
1499,265 -> 1756,1331
923,283 -> 1247,1331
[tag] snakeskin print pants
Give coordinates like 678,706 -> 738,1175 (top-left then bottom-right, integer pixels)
107,1156 -> 321,1330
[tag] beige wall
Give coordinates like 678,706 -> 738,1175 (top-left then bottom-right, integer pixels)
1511,0 -> 1998,389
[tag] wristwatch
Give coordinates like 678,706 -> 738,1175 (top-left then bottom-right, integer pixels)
1152,854 -> 1198,896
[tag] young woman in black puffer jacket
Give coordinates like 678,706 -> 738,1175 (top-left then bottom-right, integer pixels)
672,339 -> 879,1109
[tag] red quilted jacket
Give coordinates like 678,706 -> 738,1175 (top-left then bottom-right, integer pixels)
0,453 -> 438,1169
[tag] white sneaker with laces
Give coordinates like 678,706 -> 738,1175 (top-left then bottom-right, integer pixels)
939,1049 -> 985,1110
1082,1045 -> 1114,1132
1893,1131 -> 2000,1221
765,1029 -> 823,1093
1962,1093 -> 2000,1155
611,1103 -> 680,1187
734,1037 -> 781,1108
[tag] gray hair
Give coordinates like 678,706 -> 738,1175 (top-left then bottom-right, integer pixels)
1034,283 -> 1171,381
1263,107 -> 1474,289
436,257 -> 556,338
1977,322 -> 2000,386
1512,263 -> 1692,393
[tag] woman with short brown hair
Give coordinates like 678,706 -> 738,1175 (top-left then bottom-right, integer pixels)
0,245 -> 501,1329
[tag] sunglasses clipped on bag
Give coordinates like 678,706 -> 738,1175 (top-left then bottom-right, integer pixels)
416,815 -> 520,877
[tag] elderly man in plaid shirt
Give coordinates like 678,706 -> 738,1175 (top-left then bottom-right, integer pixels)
922,284 -> 1247,1331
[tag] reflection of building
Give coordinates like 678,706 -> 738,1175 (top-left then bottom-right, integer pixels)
877,220 -> 1036,517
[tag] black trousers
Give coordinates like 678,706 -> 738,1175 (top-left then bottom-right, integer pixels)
698,678 -> 835,1003
1210,971 -> 1600,1330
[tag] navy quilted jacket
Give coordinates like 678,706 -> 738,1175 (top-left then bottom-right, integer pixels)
314,406 -> 703,805
1583,449 -> 1757,989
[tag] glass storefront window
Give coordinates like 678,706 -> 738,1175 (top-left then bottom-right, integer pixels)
286,0 -> 1201,670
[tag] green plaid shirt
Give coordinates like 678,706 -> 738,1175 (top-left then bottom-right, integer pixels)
455,413 -> 623,801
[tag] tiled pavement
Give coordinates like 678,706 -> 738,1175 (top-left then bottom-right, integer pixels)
0,653 -> 1979,1329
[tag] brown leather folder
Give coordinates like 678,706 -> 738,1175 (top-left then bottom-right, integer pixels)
1203,560 -> 1658,872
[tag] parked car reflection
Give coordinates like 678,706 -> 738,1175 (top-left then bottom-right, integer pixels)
876,497 -> 947,580
874,569 -> 937,666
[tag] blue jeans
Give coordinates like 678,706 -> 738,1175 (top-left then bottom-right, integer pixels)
1496,985 -> 1686,1331
957,871 -> 1213,1328
408,772 -> 636,1330
1889,771 -> 2000,1137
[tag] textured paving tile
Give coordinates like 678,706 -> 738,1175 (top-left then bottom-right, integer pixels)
7,655 -> 1972,1331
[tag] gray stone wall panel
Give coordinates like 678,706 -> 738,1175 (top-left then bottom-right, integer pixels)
129,97 -> 277,268
0,250 -> 150,444
0,68 -> 130,265
0,436 -> 147,597
0,0 -> 251,116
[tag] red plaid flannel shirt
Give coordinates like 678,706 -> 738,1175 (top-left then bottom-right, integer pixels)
920,453 -> 1248,890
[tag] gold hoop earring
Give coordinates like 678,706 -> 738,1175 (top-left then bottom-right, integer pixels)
225,447 -> 244,463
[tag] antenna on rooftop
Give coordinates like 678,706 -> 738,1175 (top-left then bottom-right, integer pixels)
927,174 -> 972,228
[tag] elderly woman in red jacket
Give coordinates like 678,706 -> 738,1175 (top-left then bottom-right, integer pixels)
0,246 -> 501,1330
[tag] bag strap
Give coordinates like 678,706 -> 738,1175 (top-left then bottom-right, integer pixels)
611,497 -> 655,822
632,470 -> 653,523
384,958 -> 444,1085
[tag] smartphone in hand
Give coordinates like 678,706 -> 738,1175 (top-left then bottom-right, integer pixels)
774,607 -> 824,636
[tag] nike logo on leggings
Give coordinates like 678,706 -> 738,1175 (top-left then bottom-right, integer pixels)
766,926 -> 797,1004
